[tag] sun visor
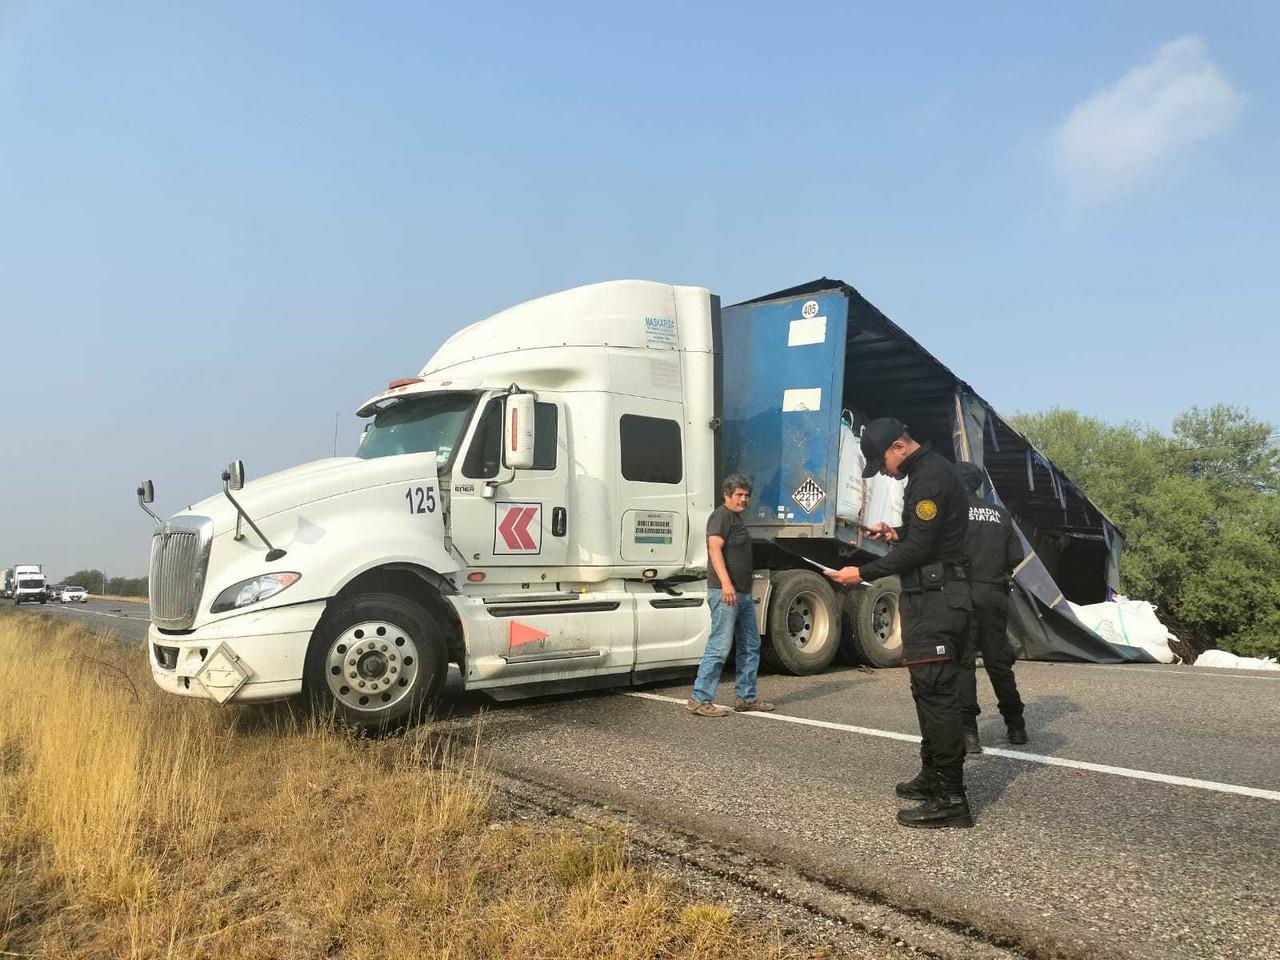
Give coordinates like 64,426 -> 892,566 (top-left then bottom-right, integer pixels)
356,376 -> 482,418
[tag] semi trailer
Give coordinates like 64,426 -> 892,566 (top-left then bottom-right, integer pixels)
139,277 -> 1131,728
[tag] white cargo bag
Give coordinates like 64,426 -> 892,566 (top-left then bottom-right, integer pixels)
836,420 -> 865,522
835,414 -> 905,529
1195,649 -> 1280,671
1068,596 -> 1178,663
864,473 -> 906,530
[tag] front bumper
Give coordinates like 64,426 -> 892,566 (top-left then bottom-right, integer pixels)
148,599 -> 327,703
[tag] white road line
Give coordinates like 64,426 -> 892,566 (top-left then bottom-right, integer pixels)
1111,666 -> 1280,681
42,607 -> 151,623
623,691 -> 1280,802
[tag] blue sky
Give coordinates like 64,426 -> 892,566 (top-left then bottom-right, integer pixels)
2,1 -> 1278,577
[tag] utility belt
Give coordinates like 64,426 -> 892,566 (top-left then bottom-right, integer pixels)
900,562 -> 968,595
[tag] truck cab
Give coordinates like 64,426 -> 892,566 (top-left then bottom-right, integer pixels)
13,564 -> 46,605
144,281 -> 727,726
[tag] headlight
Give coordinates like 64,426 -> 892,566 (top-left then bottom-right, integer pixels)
210,572 -> 301,614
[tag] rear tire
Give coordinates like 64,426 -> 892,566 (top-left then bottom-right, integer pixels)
841,576 -> 903,667
304,592 -> 448,734
763,571 -> 842,675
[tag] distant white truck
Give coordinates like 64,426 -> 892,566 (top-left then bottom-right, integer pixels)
139,280 -> 921,728
0,568 -> 12,599
12,564 -> 46,605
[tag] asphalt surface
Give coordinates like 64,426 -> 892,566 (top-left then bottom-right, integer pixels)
15,599 -> 1280,960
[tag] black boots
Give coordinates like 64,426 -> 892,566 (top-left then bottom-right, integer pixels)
964,722 -> 1028,748
896,769 -> 974,827
894,769 -> 939,800
897,795 -> 974,829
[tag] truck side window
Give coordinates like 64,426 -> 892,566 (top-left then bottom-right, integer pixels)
463,399 -> 558,477
619,415 -> 682,484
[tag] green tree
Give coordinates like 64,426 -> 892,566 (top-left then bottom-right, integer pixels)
64,569 -> 106,592
1011,406 -> 1280,660
105,576 -> 148,598
1171,404 -> 1280,492
54,569 -> 147,597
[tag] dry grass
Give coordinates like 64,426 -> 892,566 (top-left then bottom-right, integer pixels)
0,611 -> 848,960
89,594 -> 149,604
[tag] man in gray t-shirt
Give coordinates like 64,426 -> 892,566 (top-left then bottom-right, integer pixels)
687,474 -> 776,716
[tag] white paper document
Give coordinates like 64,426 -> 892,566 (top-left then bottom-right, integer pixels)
795,552 -> 866,585
796,554 -> 836,575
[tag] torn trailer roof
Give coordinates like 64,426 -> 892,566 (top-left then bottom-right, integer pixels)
720,277 -> 1151,665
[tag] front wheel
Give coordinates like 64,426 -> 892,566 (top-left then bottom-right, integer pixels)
763,570 -> 842,675
304,592 -> 448,733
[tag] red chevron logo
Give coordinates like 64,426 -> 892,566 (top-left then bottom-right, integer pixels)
496,503 -> 540,552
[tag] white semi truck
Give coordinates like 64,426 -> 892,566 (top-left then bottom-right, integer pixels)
12,564 -> 46,605
140,279 -> 924,728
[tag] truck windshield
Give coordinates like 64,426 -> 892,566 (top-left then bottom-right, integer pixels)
356,392 -> 478,464
18,580 -> 41,589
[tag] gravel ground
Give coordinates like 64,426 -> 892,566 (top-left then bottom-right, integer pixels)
488,767 -> 1028,960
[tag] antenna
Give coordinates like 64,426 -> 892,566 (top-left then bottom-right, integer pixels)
332,411 -> 340,457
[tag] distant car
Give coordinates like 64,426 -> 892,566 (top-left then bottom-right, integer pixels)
62,586 -> 88,603
46,584 -> 66,602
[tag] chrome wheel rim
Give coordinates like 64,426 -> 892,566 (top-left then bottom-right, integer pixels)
786,591 -> 830,650
324,619 -> 419,713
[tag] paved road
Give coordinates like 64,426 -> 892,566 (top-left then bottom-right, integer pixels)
17,596 -> 154,638
13,600 -> 1279,959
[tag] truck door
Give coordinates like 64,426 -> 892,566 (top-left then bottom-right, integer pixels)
451,395 -> 639,682
612,396 -> 711,670
449,395 -> 571,570
613,398 -> 689,567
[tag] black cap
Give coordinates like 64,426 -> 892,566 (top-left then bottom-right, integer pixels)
956,461 -> 986,494
860,417 -> 907,478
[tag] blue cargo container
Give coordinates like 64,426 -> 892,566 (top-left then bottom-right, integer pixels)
721,279 -> 1152,665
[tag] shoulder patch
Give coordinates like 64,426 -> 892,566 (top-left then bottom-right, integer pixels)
915,499 -> 938,521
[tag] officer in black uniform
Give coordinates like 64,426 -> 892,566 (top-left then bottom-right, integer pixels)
827,418 -> 975,829
955,462 -> 1027,751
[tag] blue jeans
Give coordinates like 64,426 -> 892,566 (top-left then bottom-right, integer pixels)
692,589 -> 762,703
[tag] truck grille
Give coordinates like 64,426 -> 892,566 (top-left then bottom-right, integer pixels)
149,516 -> 214,629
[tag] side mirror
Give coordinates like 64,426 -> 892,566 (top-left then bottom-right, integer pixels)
503,394 -> 536,470
136,479 -> 162,526
223,459 -> 245,491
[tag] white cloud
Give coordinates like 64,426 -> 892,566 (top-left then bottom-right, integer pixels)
1052,36 -> 1242,207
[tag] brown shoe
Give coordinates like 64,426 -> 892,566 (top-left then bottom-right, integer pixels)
686,698 -> 732,717
733,698 -> 776,712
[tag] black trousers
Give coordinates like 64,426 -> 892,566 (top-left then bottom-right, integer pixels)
902,589 -> 970,796
959,583 -> 1024,729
